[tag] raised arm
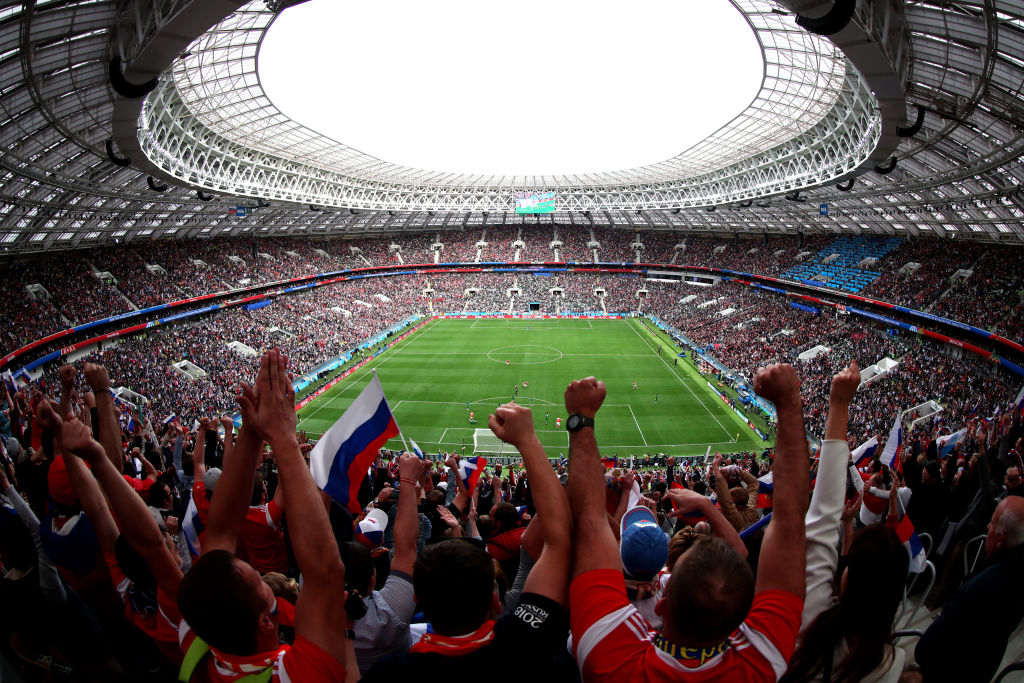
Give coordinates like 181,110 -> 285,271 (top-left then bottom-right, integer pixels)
752,363 -> 809,597
667,488 -> 748,559
712,453 -> 744,530
445,454 -> 469,513
239,349 -> 347,663
800,361 -> 859,630
203,409 -> 261,554
391,453 -> 423,576
59,409 -> 183,598
489,401 -> 571,605
565,377 -> 614,577
58,364 -> 76,421
192,418 -> 209,484
738,468 -> 760,509
35,400 -> 119,554
83,363 -> 124,472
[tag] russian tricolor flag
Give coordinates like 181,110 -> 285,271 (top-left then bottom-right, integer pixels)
936,428 -> 967,459
850,435 -> 879,467
1015,385 -> 1024,415
894,493 -> 927,573
1,370 -> 17,395
879,418 -> 903,474
458,456 -> 487,492
756,472 -> 774,509
309,374 -> 400,515
182,495 -> 203,558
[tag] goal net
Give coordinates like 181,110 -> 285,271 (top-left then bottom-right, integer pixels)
472,429 -> 510,455
472,428 -> 569,455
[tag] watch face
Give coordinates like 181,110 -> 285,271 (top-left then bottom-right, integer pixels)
566,415 -> 581,430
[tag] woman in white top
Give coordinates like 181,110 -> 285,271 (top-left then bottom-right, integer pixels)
782,361 -> 910,683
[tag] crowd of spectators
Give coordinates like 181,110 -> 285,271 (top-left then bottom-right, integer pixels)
860,239 -> 987,310
641,278 -> 1020,450
463,274 -> 514,313
554,226 -> 593,262
929,246 -> 1024,337
3,231 -> 1024,377
3,340 -> 1024,681
592,228 -> 637,263
32,278 -> 428,427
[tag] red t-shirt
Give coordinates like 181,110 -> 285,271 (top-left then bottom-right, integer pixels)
178,620 -> 344,683
570,568 -> 802,682
104,551 -> 183,664
237,501 -> 288,574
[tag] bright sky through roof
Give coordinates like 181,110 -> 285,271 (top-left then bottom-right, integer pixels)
258,0 -> 763,177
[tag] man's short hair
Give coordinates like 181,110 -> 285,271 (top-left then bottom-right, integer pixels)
665,537 -> 754,647
178,550 -> 264,655
492,502 -> 518,531
339,541 -> 375,594
413,540 -> 494,635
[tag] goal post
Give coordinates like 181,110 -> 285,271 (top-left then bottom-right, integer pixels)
472,429 -> 509,455
472,428 -> 569,455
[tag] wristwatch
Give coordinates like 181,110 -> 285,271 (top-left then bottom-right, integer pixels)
565,414 -> 595,432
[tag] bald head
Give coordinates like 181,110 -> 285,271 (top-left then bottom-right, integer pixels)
986,496 -> 1024,557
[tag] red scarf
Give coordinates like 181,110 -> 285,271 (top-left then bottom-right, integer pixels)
410,620 -> 496,656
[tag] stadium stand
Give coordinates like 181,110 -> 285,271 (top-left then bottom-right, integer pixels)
6,1 -> 1024,681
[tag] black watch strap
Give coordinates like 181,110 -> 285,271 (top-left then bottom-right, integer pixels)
566,414 -> 595,432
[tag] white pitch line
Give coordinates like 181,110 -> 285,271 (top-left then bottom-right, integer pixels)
296,321 -> 435,427
627,404 -> 649,446
625,319 -> 733,440
395,351 -> 653,357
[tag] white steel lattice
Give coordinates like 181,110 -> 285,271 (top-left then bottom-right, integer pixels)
135,0 -> 880,210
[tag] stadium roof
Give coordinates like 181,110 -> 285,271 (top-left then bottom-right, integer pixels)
255,1 -> 767,179
0,0 -> 1023,253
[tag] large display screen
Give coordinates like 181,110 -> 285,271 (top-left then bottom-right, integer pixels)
515,191 -> 556,214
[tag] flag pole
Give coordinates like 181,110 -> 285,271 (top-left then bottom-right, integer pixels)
374,369 -> 411,454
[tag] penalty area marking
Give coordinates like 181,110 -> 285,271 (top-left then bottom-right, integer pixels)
625,320 -> 733,441
627,404 -> 649,446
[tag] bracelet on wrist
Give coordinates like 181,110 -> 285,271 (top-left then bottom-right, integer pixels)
399,477 -> 418,486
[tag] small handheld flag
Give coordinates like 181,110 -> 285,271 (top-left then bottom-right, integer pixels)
879,418 -> 903,473
936,428 -> 967,459
181,495 -> 203,558
893,490 -> 927,573
756,472 -> 774,509
850,436 -> 879,467
309,374 -> 400,514
458,456 -> 487,492
410,439 -> 425,460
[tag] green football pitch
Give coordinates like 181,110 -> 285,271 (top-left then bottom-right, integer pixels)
295,317 -> 773,459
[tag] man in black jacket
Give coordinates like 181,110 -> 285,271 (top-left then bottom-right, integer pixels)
916,495 -> 1024,682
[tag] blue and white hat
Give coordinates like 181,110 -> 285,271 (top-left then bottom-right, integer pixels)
620,506 -> 668,581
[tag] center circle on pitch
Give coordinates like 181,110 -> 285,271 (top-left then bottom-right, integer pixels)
487,345 -> 563,365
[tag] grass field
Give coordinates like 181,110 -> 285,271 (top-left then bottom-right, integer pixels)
296,317 -> 774,458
